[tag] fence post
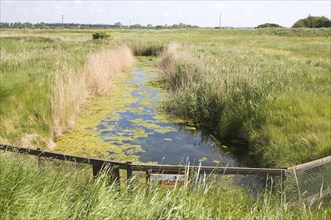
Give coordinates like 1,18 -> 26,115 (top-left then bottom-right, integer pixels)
113,165 -> 120,187
92,161 -> 104,177
92,162 -> 120,188
126,161 -> 133,194
146,170 -> 151,185
126,161 -> 133,180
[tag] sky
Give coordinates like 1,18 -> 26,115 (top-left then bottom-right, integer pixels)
1,1 -> 330,28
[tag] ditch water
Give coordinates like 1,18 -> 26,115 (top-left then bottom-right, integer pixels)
56,58 -> 247,167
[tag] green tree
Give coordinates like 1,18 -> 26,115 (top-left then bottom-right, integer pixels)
292,15 -> 331,28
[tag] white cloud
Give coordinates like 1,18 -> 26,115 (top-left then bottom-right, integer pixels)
89,2 -> 97,7
135,1 -> 144,5
55,5 -> 63,10
213,3 -> 224,11
97,8 -> 104,13
175,8 -> 182,12
244,11 -> 254,16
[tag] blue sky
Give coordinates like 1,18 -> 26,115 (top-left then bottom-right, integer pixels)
1,1 -> 330,27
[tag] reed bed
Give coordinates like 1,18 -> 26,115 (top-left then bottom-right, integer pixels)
51,46 -> 134,138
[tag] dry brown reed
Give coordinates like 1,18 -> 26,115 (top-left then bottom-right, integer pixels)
52,46 -> 134,138
20,133 -> 55,150
157,43 -> 180,76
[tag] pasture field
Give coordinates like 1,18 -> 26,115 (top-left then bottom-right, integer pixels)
1,28 -> 330,167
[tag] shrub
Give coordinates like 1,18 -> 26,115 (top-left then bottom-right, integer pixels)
92,31 -> 112,40
256,23 -> 282,29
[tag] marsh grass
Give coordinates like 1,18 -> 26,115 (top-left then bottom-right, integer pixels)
0,36 -> 134,146
51,46 -> 134,138
158,41 -> 331,167
1,37 -> 58,145
1,28 -> 330,219
0,152 -> 330,219
1,28 -> 330,165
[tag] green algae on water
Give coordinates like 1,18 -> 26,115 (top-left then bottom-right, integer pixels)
55,57 -> 194,162
55,57 -> 235,166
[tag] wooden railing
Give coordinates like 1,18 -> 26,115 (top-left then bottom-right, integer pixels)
0,144 -> 286,181
1,144 -> 330,204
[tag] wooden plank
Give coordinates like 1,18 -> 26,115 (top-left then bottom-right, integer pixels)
287,156 -> 331,173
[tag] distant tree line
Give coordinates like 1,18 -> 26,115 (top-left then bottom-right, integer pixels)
0,22 -> 199,29
3,16 -> 329,30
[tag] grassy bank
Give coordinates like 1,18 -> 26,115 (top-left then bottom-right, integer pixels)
158,31 -> 330,167
0,153 -> 330,219
0,35 -> 133,147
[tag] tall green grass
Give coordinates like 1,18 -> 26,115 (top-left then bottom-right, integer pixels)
0,36 -> 133,147
1,153 -> 330,219
158,39 -> 331,167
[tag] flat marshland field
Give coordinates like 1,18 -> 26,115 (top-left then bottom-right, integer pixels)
0,28 -> 330,218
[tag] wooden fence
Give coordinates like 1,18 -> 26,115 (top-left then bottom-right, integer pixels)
1,144 -> 330,203
0,144 -> 285,181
